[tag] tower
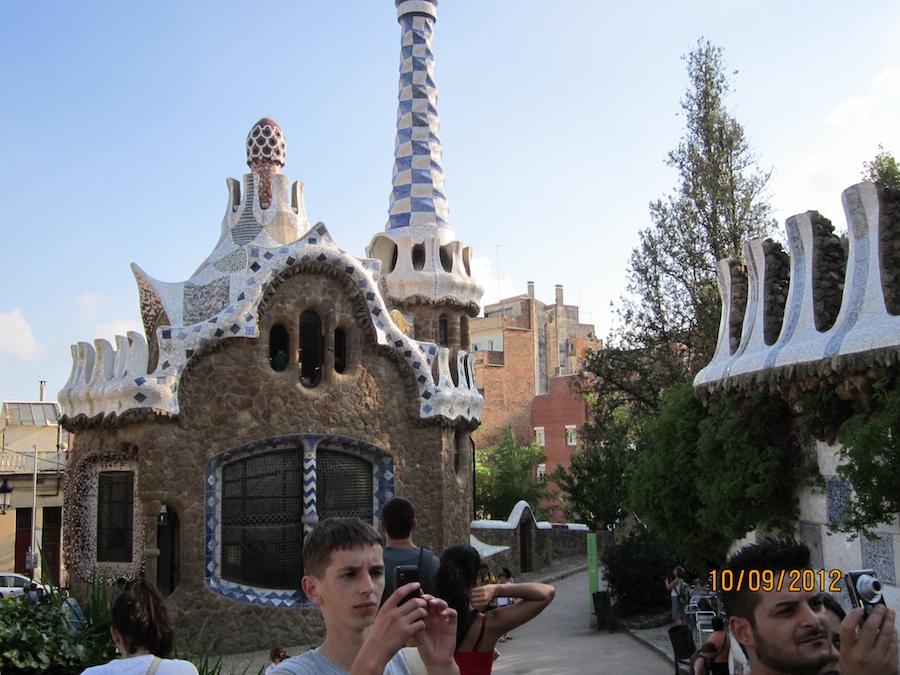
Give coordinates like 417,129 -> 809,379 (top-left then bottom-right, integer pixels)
368,0 -> 483,362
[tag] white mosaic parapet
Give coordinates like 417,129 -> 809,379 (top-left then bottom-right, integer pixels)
695,182 -> 900,391
59,222 -> 483,425
367,231 -> 483,308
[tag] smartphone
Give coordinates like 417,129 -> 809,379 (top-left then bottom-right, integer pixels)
845,569 -> 886,618
394,565 -> 421,605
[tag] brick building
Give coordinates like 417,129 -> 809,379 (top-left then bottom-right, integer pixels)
470,282 -> 599,520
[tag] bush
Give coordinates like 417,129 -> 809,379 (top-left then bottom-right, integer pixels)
602,528 -> 677,615
0,590 -> 113,674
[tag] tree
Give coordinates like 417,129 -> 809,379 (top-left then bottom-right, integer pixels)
574,38 -> 776,424
475,426 -> 549,520
551,420 -> 631,529
862,144 -> 900,190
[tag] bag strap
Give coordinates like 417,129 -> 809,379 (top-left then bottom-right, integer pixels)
146,656 -> 162,675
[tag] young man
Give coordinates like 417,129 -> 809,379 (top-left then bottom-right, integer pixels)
379,497 -> 440,606
276,518 -> 459,675
722,537 -> 898,675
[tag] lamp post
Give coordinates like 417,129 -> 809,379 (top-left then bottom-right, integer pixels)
0,477 -> 12,515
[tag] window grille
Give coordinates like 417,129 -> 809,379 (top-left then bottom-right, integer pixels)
316,448 -> 373,520
221,449 -> 304,588
97,471 -> 133,562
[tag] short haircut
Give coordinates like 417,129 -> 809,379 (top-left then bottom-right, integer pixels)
711,616 -> 725,631
381,497 -> 416,539
111,578 -> 174,658
303,517 -> 383,579
822,593 -> 846,620
721,537 -> 811,624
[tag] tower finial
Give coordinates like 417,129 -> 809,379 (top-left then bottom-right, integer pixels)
246,118 -> 286,209
386,0 -> 451,243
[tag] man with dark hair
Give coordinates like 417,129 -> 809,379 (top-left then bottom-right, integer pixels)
723,537 -> 898,675
379,497 -> 440,606
276,517 -> 458,675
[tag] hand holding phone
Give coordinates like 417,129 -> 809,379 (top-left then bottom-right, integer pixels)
394,565 -> 421,606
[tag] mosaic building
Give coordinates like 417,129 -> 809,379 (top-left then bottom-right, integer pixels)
695,182 -> 900,596
59,0 -> 483,651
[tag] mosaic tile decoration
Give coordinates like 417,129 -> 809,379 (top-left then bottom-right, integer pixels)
204,433 -> 394,607
862,533 -> 896,585
695,183 -> 900,390
60,220 -> 483,424
798,522 -> 824,571
387,6 -> 452,240
826,478 -> 852,524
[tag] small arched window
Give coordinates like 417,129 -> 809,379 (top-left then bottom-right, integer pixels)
334,327 -> 347,374
438,315 -> 448,347
269,324 -> 289,371
412,243 -> 426,271
299,310 -> 324,387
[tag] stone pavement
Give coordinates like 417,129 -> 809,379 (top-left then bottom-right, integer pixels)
217,556 -> 679,674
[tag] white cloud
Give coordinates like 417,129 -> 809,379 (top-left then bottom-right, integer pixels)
0,309 -> 46,361
77,293 -> 104,320
470,255 -> 517,310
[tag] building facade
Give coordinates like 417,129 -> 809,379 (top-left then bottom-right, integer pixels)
695,182 -> 900,598
0,388 -> 70,585
58,1 -> 483,652
471,282 -> 598,449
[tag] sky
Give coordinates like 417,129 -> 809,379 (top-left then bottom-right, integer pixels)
1,1 -> 898,403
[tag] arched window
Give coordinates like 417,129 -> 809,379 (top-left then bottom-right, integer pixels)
439,244 -> 453,273
334,327 -> 347,374
269,324 -> 289,371
439,315 -> 448,347
412,243 -> 426,271
299,310 -> 324,387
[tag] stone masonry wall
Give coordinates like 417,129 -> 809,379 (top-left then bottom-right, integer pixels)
65,269 -> 472,653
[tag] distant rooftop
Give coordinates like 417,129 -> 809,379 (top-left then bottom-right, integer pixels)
1,402 -> 61,429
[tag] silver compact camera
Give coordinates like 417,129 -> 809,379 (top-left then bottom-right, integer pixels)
844,569 -> 886,618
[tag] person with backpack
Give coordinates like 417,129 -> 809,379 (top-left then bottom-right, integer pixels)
379,496 -> 441,607
665,566 -> 688,625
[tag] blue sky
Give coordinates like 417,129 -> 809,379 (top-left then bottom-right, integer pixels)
1,1 -> 898,403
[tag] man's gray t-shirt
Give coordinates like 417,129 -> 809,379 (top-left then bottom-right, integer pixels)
274,648 -> 411,675
381,546 -> 441,605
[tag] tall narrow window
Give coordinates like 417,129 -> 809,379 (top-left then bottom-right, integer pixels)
299,310 -> 324,387
439,315 -> 448,347
565,425 -> 578,447
269,324 -> 289,371
97,471 -> 134,563
412,243 -> 426,271
534,427 -> 545,447
334,327 -> 347,374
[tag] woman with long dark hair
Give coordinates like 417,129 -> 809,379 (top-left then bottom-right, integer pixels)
433,544 -> 554,675
81,578 -> 198,674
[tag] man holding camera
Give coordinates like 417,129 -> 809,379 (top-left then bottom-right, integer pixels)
722,537 -> 898,675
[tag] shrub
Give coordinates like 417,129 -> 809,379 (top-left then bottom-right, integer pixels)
602,528 -> 677,615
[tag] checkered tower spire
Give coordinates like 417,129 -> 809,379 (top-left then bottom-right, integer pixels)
387,0 -> 451,243
368,0 -> 482,340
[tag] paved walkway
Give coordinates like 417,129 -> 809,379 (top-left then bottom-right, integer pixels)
217,557 -> 679,674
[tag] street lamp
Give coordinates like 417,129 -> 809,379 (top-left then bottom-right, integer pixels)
0,477 -> 12,515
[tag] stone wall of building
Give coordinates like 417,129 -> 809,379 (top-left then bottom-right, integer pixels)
65,269 -> 472,653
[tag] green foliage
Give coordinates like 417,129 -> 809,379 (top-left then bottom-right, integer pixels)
475,426 -> 548,519
862,144 -> 900,190
601,528 -> 677,615
0,581 -> 114,675
551,420 -> 632,528
629,384 -> 812,570
833,378 -> 900,534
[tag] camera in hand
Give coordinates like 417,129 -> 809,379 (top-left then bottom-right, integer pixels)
394,565 -> 421,605
845,569 -> 886,618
